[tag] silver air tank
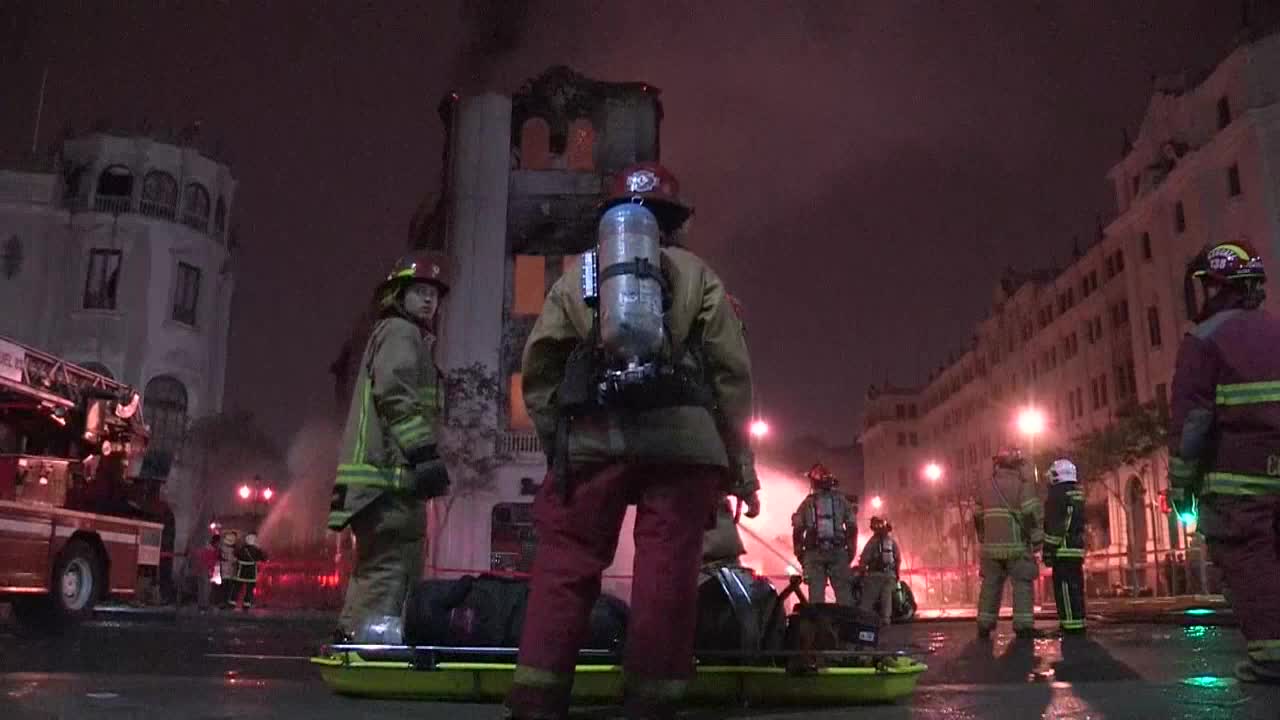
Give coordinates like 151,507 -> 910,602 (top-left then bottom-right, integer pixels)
597,203 -> 664,364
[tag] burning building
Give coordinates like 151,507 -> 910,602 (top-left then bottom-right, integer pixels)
331,67 -> 663,588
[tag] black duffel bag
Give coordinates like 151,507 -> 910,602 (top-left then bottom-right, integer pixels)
404,574 -> 627,651
786,602 -> 882,649
694,564 -> 786,657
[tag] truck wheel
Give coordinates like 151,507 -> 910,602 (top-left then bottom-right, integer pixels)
52,539 -> 103,621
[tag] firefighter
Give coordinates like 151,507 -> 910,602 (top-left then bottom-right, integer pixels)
218,530 -> 239,610
507,162 -> 760,720
231,533 -> 268,611
327,252 -> 451,642
857,516 -> 900,625
1042,458 -> 1086,634
1169,241 -> 1280,684
975,448 -> 1043,639
791,463 -> 857,605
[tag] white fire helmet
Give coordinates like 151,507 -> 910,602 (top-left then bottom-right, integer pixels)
1048,459 -> 1078,485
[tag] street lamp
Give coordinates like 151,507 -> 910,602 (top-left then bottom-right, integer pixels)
749,418 -> 770,439
1016,407 -> 1047,481
235,477 -> 275,518
923,462 -> 943,484
1016,407 -> 1047,437
870,495 -> 883,511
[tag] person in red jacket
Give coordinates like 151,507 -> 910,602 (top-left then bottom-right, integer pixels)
1169,241 -> 1280,684
192,535 -> 219,612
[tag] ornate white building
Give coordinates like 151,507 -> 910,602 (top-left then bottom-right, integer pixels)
333,67 -> 662,590
0,132 -> 237,554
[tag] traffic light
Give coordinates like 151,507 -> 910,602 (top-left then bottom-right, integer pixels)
1175,495 -> 1199,533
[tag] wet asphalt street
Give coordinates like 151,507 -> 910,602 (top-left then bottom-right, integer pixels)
1,609 -> 1278,719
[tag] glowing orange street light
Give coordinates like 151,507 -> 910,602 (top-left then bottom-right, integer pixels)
1016,407 -> 1048,481
1016,407 -> 1047,438
237,484 -> 252,500
870,495 -> 883,511
749,418 -> 770,439
923,462 -> 943,483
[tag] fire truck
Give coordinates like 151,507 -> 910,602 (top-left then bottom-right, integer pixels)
0,335 -> 163,624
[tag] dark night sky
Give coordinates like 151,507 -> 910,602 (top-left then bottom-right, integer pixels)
0,1 -> 1248,448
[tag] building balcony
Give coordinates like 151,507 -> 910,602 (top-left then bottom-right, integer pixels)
507,170 -> 603,255
94,195 -> 132,215
139,200 -> 177,220
182,212 -> 210,232
498,431 -> 544,460
84,196 -> 220,241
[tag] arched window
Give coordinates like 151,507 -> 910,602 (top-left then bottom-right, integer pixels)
144,376 -> 188,455
140,171 -> 178,219
95,165 -> 134,214
182,183 -> 211,232
519,118 -> 551,170
213,197 -> 227,240
567,118 -> 595,171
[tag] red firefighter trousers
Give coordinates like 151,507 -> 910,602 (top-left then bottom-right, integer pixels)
1201,494 -> 1280,672
507,462 -> 721,719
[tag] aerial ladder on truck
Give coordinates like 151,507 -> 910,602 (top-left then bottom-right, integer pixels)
0,335 -> 164,625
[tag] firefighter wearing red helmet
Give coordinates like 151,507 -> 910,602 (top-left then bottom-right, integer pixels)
974,448 -> 1043,639
328,251 -> 452,643
508,163 -> 760,720
1170,240 -> 1280,684
792,463 -> 857,606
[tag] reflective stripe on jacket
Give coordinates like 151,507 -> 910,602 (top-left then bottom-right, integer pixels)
1168,308 -> 1280,497
328,315 -> 440,529
1044,482 -> 1086,560
976,466 -> 1043,559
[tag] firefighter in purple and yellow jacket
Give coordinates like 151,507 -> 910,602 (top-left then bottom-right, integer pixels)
1169,241 -> 1280,684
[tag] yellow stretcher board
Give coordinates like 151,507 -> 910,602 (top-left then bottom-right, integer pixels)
312,651 -> 927,706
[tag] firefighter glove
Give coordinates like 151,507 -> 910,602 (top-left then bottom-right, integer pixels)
411,459 -> 450,499
729,456 -> 760,503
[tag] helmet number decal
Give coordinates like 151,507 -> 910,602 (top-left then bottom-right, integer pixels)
625,169 -> 659,193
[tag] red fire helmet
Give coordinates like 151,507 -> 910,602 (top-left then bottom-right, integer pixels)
600,162 -> 692,232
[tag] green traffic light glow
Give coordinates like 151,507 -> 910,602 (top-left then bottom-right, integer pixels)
1182,675 -> 1236,689
1179,513 -> 1197,524
1185,608 -> 1217,616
